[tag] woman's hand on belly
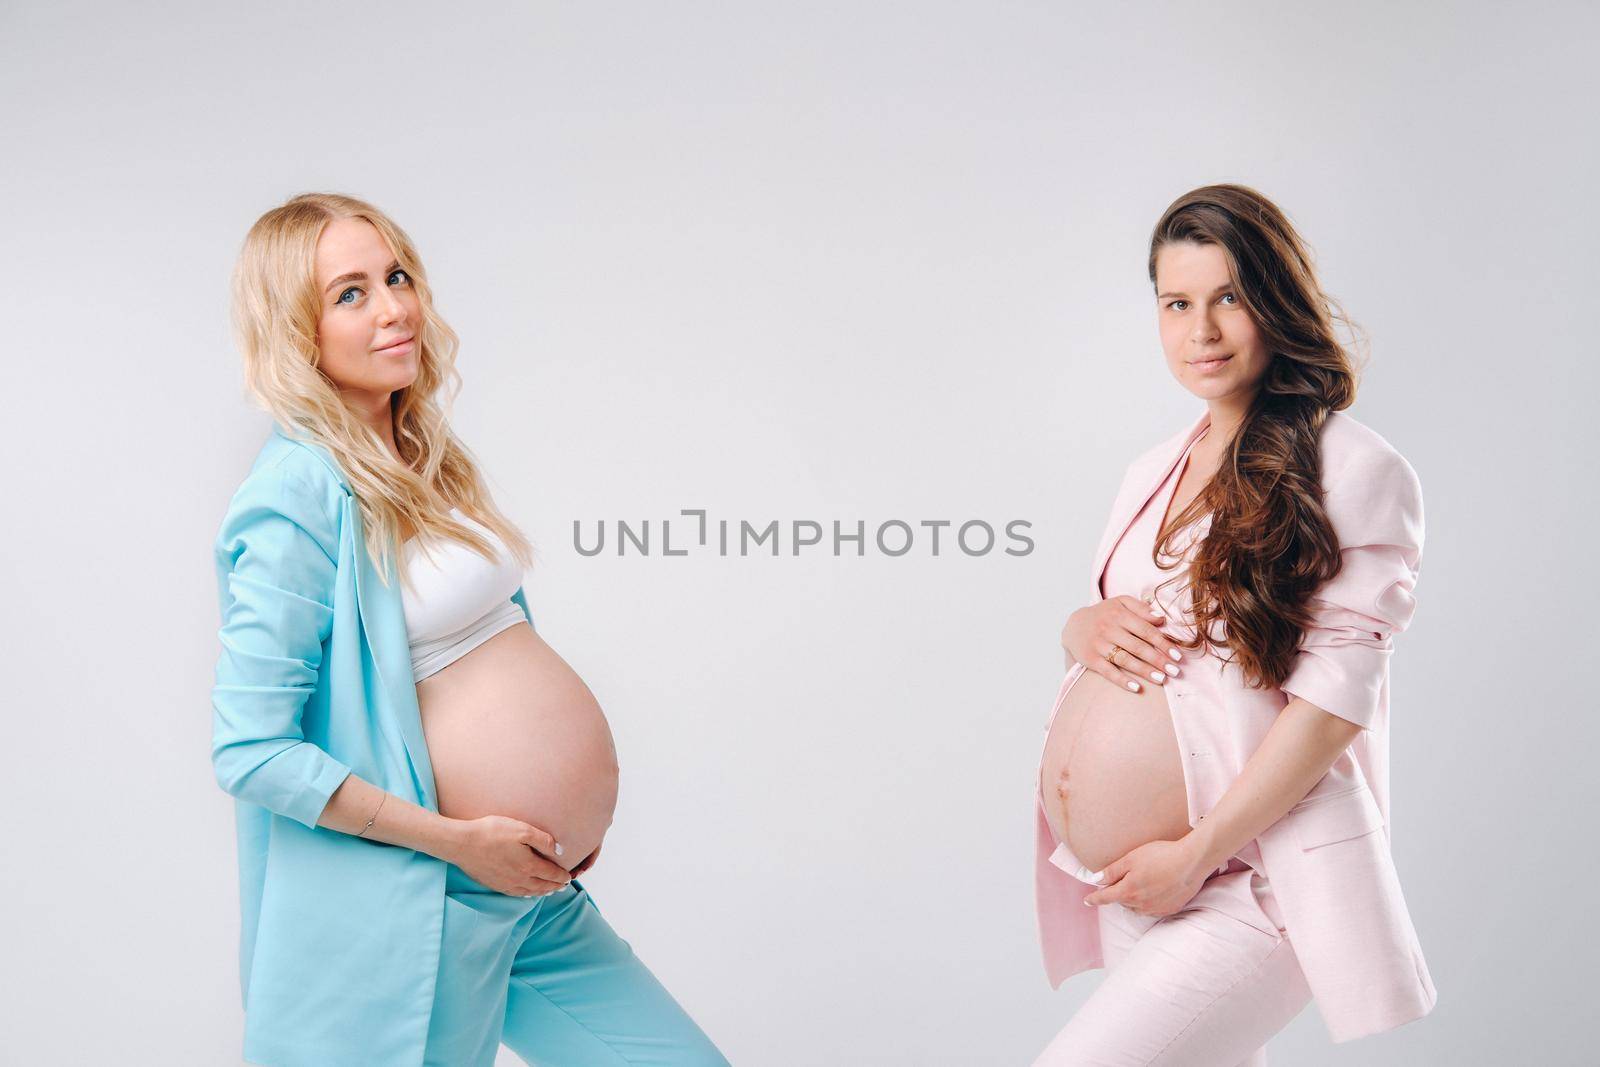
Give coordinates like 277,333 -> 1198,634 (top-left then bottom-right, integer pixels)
1062,596 -> 1185,692
1080,836 -> 1213,918
446,813 -> 575,898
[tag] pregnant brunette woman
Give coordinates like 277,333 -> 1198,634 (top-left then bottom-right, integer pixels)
1031,185 -> 1437,1065
211,192 -> 730,1067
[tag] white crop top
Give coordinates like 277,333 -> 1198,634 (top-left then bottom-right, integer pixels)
399,507 -> 530,684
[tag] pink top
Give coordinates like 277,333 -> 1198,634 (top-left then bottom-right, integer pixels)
1090,422 -> 1260,879
1099,423 -> 1211,611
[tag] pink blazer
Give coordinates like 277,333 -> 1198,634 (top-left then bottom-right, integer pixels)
1034,408 -> 1438,1045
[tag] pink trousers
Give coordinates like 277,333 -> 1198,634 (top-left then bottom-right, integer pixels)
1035,794 -> 1313,1064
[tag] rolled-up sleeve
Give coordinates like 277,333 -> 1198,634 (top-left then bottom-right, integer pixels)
210,467 -> 352,828
1280,445 -> 1425,731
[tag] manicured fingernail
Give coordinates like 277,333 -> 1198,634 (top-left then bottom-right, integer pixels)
1149,671 -> 1164,683
554,842 -> 564,856
1083,898 -> 1094,907
1168,649 -> 1183,661
1126,681 -> 1140,692
1165,664 -> 1180,676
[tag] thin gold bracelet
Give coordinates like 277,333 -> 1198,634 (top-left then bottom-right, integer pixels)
356,793 -> 387,837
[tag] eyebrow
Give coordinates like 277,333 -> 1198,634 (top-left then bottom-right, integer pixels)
323,260 -> 401,295
1156,284 -> 1233,300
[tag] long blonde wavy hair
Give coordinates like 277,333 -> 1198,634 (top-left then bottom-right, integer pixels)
229,191 -> 534,591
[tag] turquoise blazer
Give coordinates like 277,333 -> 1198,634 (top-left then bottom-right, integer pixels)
210,425 -> 533,1067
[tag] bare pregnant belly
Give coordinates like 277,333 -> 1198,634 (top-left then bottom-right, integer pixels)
1039,668 -> 1193,874
416,622 -> 619,871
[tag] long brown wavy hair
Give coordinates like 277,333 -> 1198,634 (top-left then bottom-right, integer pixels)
230,192 -> 534,592
1146,184 -> 1364,690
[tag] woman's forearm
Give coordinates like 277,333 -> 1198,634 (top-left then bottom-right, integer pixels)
1184,696 -> 1364,871
317,772 -> 466,863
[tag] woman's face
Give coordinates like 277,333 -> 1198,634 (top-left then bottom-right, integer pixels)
312,216 -> 422,416
1153,240 -> 1271,408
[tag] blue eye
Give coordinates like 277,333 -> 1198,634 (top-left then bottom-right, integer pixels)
335,270 -> 407,306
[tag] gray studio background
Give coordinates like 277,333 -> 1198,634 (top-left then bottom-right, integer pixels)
2,2 -> 1593,1064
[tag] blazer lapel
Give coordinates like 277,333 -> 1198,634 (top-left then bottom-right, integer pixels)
349,498 -> 439,812
1089,408 -> 1212,601
272,426 -> 438,812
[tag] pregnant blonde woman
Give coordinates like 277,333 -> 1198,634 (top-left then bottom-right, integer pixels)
211,192 -> 729,1067
1031,184 -> 1437,1064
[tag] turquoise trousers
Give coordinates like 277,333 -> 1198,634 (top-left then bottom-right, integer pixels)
423,864 -> 730,1066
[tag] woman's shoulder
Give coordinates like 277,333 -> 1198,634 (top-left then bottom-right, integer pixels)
1315,410 -> 1424,553
1318,409 -> 1421,497
261,425 -> 353,494
217,429 -> 350,546
231,428 -> 351,501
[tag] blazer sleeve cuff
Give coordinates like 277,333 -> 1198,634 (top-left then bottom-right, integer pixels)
1281,644 -> 1387,731
258,747 -> 353,830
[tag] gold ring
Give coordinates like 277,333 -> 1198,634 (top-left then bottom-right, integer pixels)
1108,644 -> 1124,667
